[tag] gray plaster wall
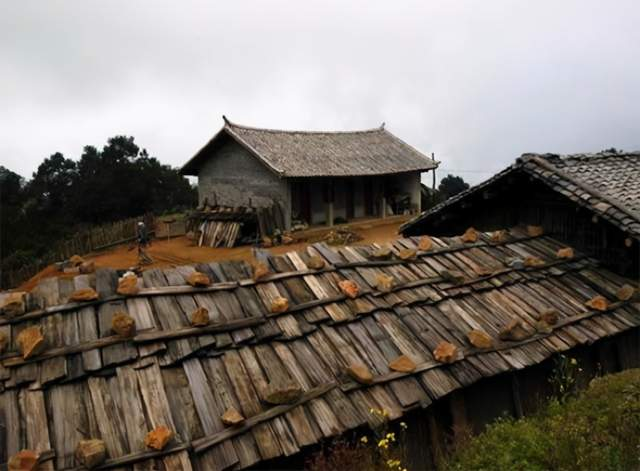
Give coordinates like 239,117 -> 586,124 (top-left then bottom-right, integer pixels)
197,138 -> 291,228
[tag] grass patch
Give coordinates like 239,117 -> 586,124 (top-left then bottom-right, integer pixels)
445,368 -> 640,471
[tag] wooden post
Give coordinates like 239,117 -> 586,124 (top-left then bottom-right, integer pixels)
511,374 -> 524,419
427,408 -> 445,468
449,390 -> 469,444
432,152 -> 436,191
324,180 -> 334,227
415,173 -> 422,214
381,177 -> 387,219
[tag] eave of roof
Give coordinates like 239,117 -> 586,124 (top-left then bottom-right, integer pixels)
401,152 -> 640,238
181,116 -> 438,177
2,230 -> 639,470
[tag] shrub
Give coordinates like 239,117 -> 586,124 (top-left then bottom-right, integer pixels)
446,369 -> 640,471
306,408 -> 409,471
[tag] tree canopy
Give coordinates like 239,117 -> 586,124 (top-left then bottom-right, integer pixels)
1,136 -> 196,275
438,174 -> 470,200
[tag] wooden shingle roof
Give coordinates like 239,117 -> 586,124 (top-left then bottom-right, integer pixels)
401,151 -> 640,238
1,229 -> 639,470
181,117 -> 438,177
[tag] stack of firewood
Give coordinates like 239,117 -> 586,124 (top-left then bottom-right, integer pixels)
198,221 -> 242,248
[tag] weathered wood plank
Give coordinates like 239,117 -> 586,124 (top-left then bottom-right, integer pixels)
201,357 -> 261,468
18,390 -> 54,469
136,360 -> 193,470
87,376 -> 129,458
183,358 -> 238,470
0,390 -> 22,462
142,269 -> 199,364
222,350 -> 282,460
48,383 -> 97,469
115,366 -> 155,470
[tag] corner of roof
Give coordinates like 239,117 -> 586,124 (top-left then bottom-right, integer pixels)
180,122 -> 229,175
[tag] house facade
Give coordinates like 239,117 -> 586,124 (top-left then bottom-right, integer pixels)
181,117 -> 438,229
401,152 -> 640,277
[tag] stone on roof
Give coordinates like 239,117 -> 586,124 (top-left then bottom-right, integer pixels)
0,229 -> 638,470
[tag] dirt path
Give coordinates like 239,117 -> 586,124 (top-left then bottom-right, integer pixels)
19,218 -> 406,291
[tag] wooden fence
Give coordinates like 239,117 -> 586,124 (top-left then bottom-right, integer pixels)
1,214 -> 154,289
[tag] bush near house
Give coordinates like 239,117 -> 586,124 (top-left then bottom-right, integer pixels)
306,408 -> 409,471
445,369 -> 640,471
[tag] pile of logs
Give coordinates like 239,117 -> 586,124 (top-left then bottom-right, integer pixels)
188,207 -> 256,248
198,221 -> 242,248
189,203 -> 288,248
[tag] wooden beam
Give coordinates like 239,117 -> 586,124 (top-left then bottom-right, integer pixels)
511,374 -> 524,419
449,390 -> 470,443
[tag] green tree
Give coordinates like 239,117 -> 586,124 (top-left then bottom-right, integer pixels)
27,152 -> 78,220
1,136 -> 197,287
74,136 -> 196,222
438,174 -> 470,200
0,166 -> 27,256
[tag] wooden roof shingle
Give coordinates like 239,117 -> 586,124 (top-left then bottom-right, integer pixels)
181,117 -> 438,177
1,229 -> 639,470
401,151 -> 640,238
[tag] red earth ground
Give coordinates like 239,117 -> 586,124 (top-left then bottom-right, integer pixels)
18,216 -> 409,291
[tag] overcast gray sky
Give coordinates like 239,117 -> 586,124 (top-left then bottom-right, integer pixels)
1,0 -> 639,184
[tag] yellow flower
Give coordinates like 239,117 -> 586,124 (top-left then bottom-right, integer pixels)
377,439 -> 389,449
400,421 -> 408,430
386,432 -> 396,441
360,436 -> 368,444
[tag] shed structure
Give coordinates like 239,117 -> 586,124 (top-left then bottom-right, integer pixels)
401,152 -> 640,277
1,228 -> 639,469
181,117 -> 438,229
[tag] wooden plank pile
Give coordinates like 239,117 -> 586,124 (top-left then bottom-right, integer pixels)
256,203 -> 286,238
191,207 -> 256,248
198,221 -> 242,248
0,227 -> 639,470
191,203 -> 288,248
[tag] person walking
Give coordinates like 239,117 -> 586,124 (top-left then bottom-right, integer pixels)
137,221 -> 153,265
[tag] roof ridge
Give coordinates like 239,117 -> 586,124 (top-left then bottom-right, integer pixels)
520,151 -> 640,162
223,115 -> 384,135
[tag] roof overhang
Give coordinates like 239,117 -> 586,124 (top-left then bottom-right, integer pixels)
180,126 -> 285,177
401,155 -> 640,239
182,117 -> 438,178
